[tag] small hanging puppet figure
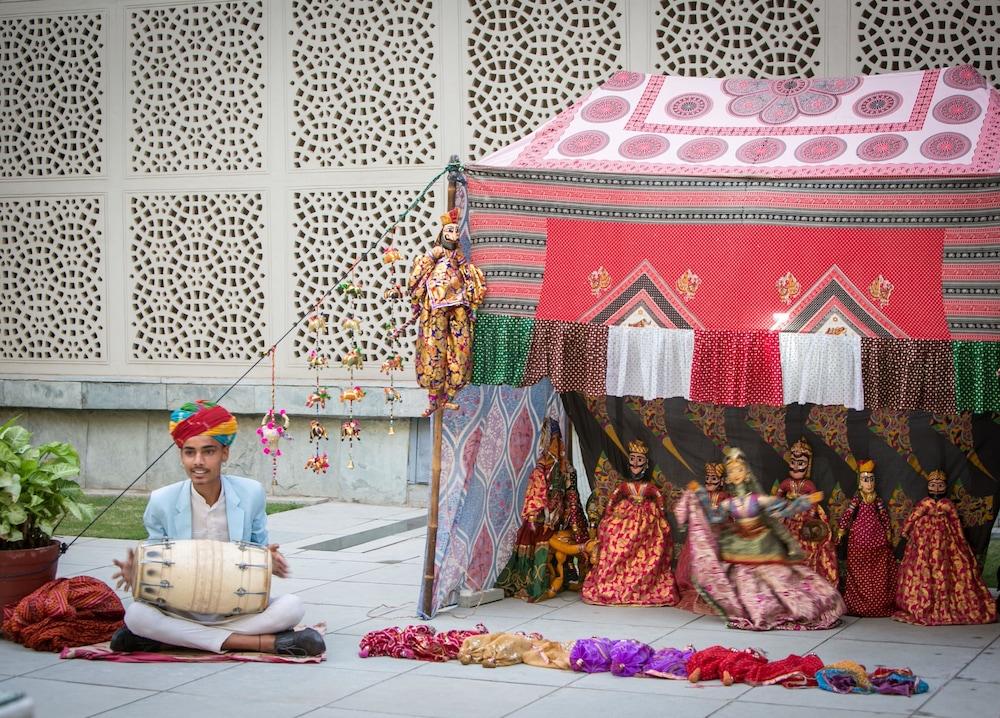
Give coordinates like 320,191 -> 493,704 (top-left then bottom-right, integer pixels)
893,469 -> 996,626
776,438 -> 839,586
675,461 -> 729,611
407,207 -> 486,416
580,439 -> 678,607
837,460 -> 898,617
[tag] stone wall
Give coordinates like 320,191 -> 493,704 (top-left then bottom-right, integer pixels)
2,377 -> 430,505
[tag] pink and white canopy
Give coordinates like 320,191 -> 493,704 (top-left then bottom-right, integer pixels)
479,66 -> 1000,178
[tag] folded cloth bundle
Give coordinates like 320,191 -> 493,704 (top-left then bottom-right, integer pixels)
642,646 -> 695,679
816,661 -> 928,696
2,577 -> 124,651
457,632 -> 538,667
521,640 -> 574,670
358,623 -> 488,662
687,645 -> 823,687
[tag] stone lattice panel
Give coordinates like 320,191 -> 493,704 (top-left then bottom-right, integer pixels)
0,12 -> 105,177
290,0 -> 438,168
654,0 -> 822,78
129,192 -> 267,360
465,0 -> 626,161
855,0 -> 1000,86
291,189 -> 438,367
0,196 -> 105,359
127,1 -> 265,174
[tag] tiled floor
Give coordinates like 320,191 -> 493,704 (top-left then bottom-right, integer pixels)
1,500 -> 997,718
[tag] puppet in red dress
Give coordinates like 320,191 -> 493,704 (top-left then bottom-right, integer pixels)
893,469 -> 996,626
775,438 -> 838,585
837,460 -> 898,617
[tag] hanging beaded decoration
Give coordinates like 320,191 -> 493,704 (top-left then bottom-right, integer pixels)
381,238 -> 406,435
337,267 -> 365,469
304,309 -> 330,474
257,346 -> 290,490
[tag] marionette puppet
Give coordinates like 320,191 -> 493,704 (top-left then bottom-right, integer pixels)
674,462 -> 729,611
581,439 -> 678,607
893,469 -> 996,626
775,438 -> 839,585
678,447 -> 844,630
836,460 -> 898,617
407,208 -> 486,416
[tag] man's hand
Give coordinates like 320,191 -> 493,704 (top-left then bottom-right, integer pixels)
111,548 -> 136,592
268,544 -> 290,578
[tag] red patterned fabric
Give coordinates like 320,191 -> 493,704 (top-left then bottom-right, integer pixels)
522,319 -> 607,395
861,338 -> 957,413
689,330 -> 783,407
687,645 -> 823,687
893,498 -> 996,626
838,496 -> 898,617
537,218 -> 947,338
358,624 -> 489,662
1,577 -> 124,652
580,481 -> 678,607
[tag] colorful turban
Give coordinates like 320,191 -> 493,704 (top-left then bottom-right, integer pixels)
169,400 -> 238,448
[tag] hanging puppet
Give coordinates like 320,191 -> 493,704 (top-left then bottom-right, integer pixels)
893,469 -> 996,626
775,438 -> 838,586
407,208 -> 486,416
836,460 -> 898,617
581,439 -> 678,607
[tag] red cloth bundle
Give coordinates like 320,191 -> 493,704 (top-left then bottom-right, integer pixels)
2,577 -> 124,652
358,623 -> 488,662
688,645 -> 823,687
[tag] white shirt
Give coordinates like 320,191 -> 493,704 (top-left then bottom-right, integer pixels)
190,484 -> 230,542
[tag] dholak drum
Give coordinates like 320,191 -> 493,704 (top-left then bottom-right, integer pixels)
132,539 -> 272,616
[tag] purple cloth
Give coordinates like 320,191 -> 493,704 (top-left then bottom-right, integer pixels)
643,646 -> 695,679
569,637 -> 614,673
609,640 -> 654,677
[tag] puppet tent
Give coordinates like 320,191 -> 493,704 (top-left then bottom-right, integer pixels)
419,66 -> 1000,616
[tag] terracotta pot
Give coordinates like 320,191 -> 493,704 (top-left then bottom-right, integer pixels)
0,540 -> 61,609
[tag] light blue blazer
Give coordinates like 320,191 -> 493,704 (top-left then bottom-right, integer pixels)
142,474 -> 269,545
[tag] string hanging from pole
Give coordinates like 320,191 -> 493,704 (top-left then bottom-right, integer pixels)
256,346 -> 290,491
54,160 -> 462,551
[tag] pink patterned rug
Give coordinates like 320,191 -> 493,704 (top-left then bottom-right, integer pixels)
59,623 -> 327,664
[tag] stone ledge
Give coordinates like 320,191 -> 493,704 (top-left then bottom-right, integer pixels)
0,377 -> 434,418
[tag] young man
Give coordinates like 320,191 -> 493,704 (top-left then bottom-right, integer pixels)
110,400 -> 324,656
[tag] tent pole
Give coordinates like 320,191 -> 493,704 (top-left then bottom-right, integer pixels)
420,156 -> 459,618
421,408 -> 444,617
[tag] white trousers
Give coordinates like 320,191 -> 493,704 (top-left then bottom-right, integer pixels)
124,594 -> 305,653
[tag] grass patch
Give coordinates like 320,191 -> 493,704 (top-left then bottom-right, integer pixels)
55,494 -> 301,541
983,535 -> 1000,589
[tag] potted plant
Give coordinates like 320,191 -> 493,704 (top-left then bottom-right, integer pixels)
0,417 -> 93,607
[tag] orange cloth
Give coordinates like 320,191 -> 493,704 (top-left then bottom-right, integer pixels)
2,577 -> 124,651
893,498 -> 997,626
581,481 -> 678,606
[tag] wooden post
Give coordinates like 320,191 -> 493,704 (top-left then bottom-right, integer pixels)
420,156 -> 460,618
421,408 -> 444,617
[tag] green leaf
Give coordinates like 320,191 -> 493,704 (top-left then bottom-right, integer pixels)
0,442 -> 17,469
0,476 -> 20,504
65,500 -> 84,521
4,504 -> 26,525
0,420 -> 30,453
0,523 -> 24,542
37,442 -> 80,465
40,462 -> 80,481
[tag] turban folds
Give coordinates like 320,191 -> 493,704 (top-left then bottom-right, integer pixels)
169,400 -> 238,448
